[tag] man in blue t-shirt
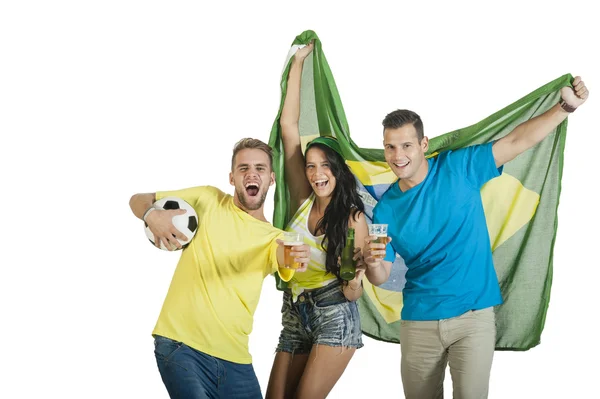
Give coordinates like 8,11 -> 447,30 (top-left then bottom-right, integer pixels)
363,77 -> 588,399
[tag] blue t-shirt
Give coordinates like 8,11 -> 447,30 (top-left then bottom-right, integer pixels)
373,142 -> 503,321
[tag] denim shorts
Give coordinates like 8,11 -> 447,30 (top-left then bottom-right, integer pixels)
276,281 -> 363,354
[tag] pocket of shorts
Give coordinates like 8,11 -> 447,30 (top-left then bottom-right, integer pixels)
282,294 -> 297,315
154,336 -> 184,360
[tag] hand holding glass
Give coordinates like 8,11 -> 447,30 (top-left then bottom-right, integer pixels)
368,224 -> 388,259
283,232 -> 304,269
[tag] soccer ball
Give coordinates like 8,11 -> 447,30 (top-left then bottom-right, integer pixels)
144,197 -> 198,251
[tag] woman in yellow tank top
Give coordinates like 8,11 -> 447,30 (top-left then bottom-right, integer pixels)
266,42 -> 379,399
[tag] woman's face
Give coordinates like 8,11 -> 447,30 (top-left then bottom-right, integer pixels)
305,147 -> 336,198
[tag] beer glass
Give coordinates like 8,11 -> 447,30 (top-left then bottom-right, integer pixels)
368,224 -> 388,259
283,232 -> 304,269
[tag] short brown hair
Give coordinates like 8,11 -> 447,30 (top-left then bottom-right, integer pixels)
382,109 -> 424,142
231,138 -> 274,170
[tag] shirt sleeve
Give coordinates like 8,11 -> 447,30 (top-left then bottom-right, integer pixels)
373,203 -> 397,263
445,143 -> 503,189
156,186 -> 223,217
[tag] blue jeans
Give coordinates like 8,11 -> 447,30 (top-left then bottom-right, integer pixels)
154,335 -> 262,399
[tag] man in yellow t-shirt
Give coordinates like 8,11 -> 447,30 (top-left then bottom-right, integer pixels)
129,138 -> 310,399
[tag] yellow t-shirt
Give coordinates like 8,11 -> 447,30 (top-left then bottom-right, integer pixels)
152,186 -> 293,364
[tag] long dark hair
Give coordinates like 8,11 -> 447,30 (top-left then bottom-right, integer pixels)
307,143 -> 365,279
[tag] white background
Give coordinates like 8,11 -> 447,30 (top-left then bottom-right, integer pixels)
1,1 -> 598,398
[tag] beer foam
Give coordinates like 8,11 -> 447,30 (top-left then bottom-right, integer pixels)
284,241 -> 303,246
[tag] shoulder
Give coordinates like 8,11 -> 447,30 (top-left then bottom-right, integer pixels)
201,185 -> 226,197
189,186 -> 230,212
435,147 -> 471,176
192,185 -> 230,203
437,148 -> 460,165
164,185 -> 224,197
349,208 -> 367,227
155,185 -> 219,202
375,183 -> 398,209
440,144 -> 491,163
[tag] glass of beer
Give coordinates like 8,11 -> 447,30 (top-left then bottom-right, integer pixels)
283,232 -> 304,269
368,224 -> 388,259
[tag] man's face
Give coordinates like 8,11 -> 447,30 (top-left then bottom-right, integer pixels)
229,148 -> 275,211
383,124 -> 429,181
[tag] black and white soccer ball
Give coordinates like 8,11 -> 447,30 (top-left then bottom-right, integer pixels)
144,197 -> 198,251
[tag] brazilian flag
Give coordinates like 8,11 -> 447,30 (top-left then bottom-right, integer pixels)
268,30 -> 571,350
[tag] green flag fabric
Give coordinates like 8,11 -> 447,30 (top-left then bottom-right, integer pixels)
268,30 -> 571,350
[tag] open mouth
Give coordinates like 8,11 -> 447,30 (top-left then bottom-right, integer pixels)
245,182 -> 259,197
313,179 -> 329,189
393,161 -> 410,169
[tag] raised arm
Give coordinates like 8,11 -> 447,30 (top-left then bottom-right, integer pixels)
280,42 -> 314,212
492,76 -> 589,167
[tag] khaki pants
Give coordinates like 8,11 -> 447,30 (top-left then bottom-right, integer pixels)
399,307 -> 496,399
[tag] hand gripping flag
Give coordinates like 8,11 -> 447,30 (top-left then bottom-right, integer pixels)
268,30 -> 572,350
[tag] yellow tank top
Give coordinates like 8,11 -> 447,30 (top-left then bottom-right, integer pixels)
286,194 -> 338,301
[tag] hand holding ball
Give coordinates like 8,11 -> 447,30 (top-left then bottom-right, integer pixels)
144,197 -> 198,251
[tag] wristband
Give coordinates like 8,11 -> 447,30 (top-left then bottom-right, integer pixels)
560,99 -> 577,113
143,206 -> 156,222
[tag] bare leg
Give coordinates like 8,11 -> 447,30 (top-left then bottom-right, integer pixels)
294,345 -> 356,399
266,351 -> 309,399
